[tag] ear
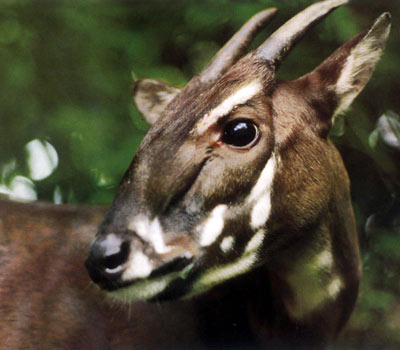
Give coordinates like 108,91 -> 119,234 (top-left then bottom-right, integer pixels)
132,79 -> 181,125
301,12 -> 391,119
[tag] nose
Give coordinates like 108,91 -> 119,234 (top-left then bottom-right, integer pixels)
85,233 -> 130,289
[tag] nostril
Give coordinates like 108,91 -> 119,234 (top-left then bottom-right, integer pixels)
86,234 -> 131,288
103,241 -> 130,271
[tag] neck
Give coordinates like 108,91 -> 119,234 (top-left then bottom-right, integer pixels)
194,210 -> 360,348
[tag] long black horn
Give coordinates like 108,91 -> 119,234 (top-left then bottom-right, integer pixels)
199,8 -> 277,85
257,0 -> 348,70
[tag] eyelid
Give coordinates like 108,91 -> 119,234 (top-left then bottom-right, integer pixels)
215,103 -> 251,127
224,116 -> 260,129
216,114 -> 231,127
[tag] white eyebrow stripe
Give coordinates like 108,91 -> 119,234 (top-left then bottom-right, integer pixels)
195,81 -> 262,134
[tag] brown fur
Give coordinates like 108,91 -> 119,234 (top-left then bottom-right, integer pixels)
0,200 -> 201,349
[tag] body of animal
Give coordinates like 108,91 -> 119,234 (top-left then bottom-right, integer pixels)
0,0 -> 391,348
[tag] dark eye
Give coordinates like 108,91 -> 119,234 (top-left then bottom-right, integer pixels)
222,119 -> 259,148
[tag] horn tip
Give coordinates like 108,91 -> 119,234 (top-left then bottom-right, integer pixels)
327,0 -> 349,6
253,8 -> 278,21
261,8 -> 278,15
318,0 -> 349,8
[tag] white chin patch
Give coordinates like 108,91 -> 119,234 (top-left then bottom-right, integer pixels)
109,272 -> 178,303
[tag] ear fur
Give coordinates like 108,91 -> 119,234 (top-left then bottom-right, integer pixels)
333,13 -> 391,116
132,79 -> 181,125
302,12 -> 391,119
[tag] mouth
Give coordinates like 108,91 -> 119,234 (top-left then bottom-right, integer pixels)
103,256 -> 196,302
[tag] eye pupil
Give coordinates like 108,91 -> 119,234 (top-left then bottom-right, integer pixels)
222,120 -> 258,148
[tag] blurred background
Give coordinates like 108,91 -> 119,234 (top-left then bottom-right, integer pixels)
0,0 -> 399,348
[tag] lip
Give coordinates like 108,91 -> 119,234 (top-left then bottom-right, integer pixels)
99,255 -> 194,293
109,271 -> 183,301
147,255 -> 193,279
107,261 -> 197,302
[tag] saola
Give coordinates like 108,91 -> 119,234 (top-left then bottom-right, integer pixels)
0,0 -> 391,348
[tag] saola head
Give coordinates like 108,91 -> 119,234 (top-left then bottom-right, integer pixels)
85,0 -> 390,303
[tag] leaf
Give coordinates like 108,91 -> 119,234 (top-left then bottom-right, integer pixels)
377,111 -> 400,151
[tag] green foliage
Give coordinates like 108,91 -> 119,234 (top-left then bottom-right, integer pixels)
0,0 -> 399,347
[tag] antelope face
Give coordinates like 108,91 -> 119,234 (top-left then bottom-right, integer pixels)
86,57 -> 278,301
85,0 -> 390,303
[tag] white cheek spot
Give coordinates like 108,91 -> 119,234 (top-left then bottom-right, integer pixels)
199,204 -> 227,247
129,215 -> 171,254
247,154 -> 277,229
220,236 -> 234,253
195,81 -> 262,134
245,229 -> 265,253
122,251 -> 153,280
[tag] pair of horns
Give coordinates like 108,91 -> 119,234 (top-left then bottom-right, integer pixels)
199,0 -> 348,85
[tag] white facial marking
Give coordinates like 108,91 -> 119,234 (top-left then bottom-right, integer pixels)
189,229 -> 263,297
122,251 -> 153,280
199,204 -> 227,247
220,236 -> 234,253
195,81 -> 262,134
129,215 -> 171,254
247,154 -> 277,229
245,229 -> 265,253
251,195 -> 271,230
189,251 -> 258,297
